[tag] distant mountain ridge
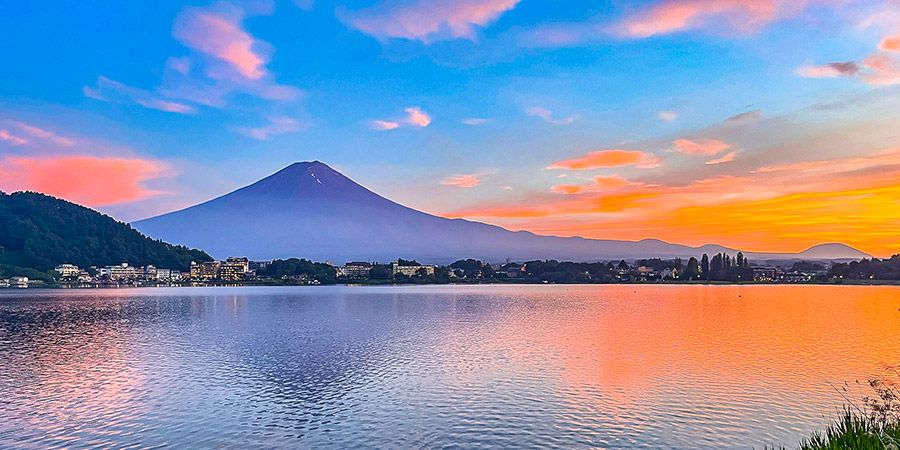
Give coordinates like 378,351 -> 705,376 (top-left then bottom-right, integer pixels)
132,162 -> 872,263
0,191 -> 212,275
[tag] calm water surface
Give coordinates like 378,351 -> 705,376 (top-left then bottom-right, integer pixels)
1,285 -> 899,449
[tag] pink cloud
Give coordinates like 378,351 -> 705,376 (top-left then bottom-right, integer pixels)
862,53 -> 900,85
548,150 -> 662,170
346,0 -> 521,42
371,107 -> 432,131
672,138 -> 732,155
0,130 -> 28,146
706,151 -> 738,165
442,174 -> 482,188
371,120 -> 400,131
405,107 -> 432,127
795,62 -> 860,78
174,9 -> 266,80
615,0 -> 835,38
0,156 -> 172,206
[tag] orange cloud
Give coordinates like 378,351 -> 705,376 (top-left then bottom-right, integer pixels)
881,35 -> 900,52
174,10 -> 266,80
673,138 -> 732,155
552,175 -> 637,194
548,150 -> 662,170
0,156 -> 172,207
447,148 -> 900,256
346,0 -> 521,42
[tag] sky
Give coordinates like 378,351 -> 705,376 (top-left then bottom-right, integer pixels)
2,0 -> 900,256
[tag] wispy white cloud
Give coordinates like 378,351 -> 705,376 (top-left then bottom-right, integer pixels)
242,116 -> 309,140
658,111 -> 677,121
83,76 -> 196,114
462,118 -> 487,125
526,106 -> 577,125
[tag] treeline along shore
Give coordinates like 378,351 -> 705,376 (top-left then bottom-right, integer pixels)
6,253 -> 900,288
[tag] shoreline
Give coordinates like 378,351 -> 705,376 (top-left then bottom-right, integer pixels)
6,279 -> 900,290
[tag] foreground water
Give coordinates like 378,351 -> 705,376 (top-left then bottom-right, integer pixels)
1,285 -> 899,449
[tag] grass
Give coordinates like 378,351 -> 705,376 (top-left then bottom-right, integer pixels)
769,369 -> 900,450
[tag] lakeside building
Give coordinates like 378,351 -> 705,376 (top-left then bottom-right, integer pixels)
339,262 -> 372,278
191,261 -> 222,280
249,260 -> 271,274
54,264 -> 80,278
101,263 -> 137,281
219,258 -> 249,281
391,261 -> 435,277
0,279 -> 9,288
11,277 -> 29,288
753,267 -> 778,282
225,257 -> 250,273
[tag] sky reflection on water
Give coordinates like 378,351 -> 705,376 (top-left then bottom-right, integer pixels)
1,285 -> 899,449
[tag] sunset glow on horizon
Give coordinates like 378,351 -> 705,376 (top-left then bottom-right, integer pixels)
2,0 -> 900,256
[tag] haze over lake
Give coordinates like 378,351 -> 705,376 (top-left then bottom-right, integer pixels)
2,285 -> 899,449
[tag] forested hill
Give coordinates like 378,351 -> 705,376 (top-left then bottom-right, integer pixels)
0,191 -> 212,275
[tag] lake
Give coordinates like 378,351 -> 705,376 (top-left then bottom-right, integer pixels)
1,285 -> 899,449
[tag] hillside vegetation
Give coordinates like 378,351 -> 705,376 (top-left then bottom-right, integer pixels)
0,191 -> 211,279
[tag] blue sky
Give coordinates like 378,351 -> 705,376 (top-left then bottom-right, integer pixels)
2,0 -> 900,254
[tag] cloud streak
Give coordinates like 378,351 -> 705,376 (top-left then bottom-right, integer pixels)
672,138 -> 732,155
345,0 -> 521,42
548,150 -> 663,170
0,130 -> 28,146
526,106 -> 577,125
614,0 -> 830,38
84,76 -> 196,114
242,116 -> 308,140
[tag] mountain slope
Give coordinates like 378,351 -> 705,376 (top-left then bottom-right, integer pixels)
0,191 -> 212,273
132,162 -> 871,263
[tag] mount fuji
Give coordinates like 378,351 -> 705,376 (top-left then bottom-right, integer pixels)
132,162 -> 870,263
